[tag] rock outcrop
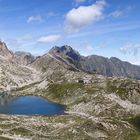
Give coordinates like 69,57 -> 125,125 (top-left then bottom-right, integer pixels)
14,51 -> 35,65
46,45 -> 140,79
0,41 -> 14,60
0,42 -> 40,92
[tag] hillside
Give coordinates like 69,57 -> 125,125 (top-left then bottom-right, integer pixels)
0,42 -> 140,139
0,41 -> 41,92
14,51 -> 35,65
47,45 -> 140,79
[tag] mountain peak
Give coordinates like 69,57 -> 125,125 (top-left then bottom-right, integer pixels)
0,41 -> 13,60
49,45 -> 81,61
49,45 -> 73,53
14,51 -> 33,57
110,57 -> 121,61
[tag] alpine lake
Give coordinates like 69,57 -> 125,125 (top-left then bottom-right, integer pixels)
0,94 -> 65,115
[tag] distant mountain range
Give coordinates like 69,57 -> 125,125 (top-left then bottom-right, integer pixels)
41,45 -> 140,80
0,41 -> 140,80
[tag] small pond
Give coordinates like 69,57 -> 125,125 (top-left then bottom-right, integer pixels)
0,95 -> 65,115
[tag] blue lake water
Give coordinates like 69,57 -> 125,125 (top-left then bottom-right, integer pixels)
0,95 -> 65,115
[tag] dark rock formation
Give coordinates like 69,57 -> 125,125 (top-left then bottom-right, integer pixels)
47,45 -> 140,79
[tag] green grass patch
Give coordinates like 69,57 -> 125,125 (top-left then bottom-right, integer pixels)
128,116 -> 140,132
10,127 -> 33,136
106,80 -> 128,99
0,136 -> 12,140
48,82 -> 84,100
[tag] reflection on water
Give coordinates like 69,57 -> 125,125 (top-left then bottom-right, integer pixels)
0,94 -> 16,106
0,94 -> 65,115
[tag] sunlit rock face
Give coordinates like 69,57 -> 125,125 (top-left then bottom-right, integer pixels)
14,51 -> 35,65
0,41 -> 14,60
0,42 -> 40,92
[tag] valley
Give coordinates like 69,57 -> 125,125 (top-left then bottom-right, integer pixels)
0,41 -> 140,139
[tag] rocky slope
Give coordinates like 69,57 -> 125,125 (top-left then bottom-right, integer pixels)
14,51 -> 35,65
0,57 -> 41,92
0,41 -> 41,92
47,45 -> 140,79
13,45 -> 140,139
8,74 -> 140,140
0,41 -> 13,60
0,42 -> 140,139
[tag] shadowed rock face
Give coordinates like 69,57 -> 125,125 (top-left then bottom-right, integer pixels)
46,45 -> 140,79
14,51 -> 35,65
0,41 -> 14,60
49,45 -> 81,61
79,55 -> 140,79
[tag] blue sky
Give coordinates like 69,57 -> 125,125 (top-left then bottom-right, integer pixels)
0,0 -> 140,65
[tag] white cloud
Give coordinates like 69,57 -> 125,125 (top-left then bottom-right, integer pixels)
86,45 -> 94,51
75,0 -> 86,4
65,0 -> 106,33
47,12 -> 56,17
109,10 -> 124,18
109,6 -> 134,19
126,6 -> 134,11
4,34 -> 37,52
128,57 -> 140,66
120,43 -> 140,55
37,35 -> 61,44
27,15 -> 42,23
